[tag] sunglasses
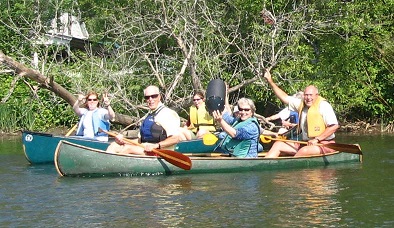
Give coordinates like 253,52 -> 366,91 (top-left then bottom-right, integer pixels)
87,98 -> 98,101
193,98 -> 201,101
238,107 -> 251,112
144,94 -> 159,100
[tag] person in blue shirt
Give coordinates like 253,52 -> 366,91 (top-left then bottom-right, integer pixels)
212,98 -> 260,158
73,91 -> 115,141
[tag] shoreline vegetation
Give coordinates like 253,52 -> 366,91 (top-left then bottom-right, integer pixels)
2,120 -> 393,138
1,2 -> 393,136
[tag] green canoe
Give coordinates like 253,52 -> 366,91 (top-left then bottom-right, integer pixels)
22,130 -> 220,164
22,131 -> 111,164
55,140 -> 363,177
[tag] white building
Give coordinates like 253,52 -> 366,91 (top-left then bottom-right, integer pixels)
33,13 -> 92,68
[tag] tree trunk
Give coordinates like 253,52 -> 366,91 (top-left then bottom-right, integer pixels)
0,51 -> 133,126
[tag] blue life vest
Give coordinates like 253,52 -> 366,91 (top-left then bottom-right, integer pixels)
284,111 -> 300,140
288,111 -> 299,124
140,106 -> 167,143
75,109 -> 109,137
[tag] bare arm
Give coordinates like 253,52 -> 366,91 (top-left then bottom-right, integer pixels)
106,105 -> 116,121
223,83 -> 232,114
144,134 -> 180,151
314,124 -> 339,143
158,135 -> 179,148
102,93 -> 115,121
263,69 -> 290,104
72,94 -> 84,116
265,113 -> 280,122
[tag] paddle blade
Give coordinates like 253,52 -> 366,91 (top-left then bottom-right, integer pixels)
153,149 -> 192,170
323,143 -> 362,155
99,128 -> 192,170
260,135 -> 272,143
203,133 -> 219,145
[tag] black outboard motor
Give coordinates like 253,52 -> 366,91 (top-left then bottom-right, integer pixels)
205,79 -> 226,114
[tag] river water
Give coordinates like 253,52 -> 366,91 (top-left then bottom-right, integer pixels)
0,133 -> 393,227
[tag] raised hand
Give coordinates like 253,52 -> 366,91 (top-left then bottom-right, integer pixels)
212,110 -> 223,122
102,92 -> 111,107
74,94 -> 85,107
77,94 -> 85,102
263,68 -> 272,82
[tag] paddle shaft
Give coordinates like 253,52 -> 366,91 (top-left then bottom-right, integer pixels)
203,132 -> 282,146
183,152 -> 268,157
101,129 -> 192,170
260,136 -> 362,154
65,123 -> 78,137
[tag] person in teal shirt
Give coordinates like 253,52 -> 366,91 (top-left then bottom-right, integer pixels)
212,98 -> 260,158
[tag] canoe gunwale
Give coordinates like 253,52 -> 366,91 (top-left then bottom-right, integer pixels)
56,139 -> 351,160
56,140 -> 363,162
55,140 -> 363,177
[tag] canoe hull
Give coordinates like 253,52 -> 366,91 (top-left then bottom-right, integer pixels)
22,131 -> 110,164
55,140 -> 363,177
174,138 -> 218,153
23,131 -> 224,164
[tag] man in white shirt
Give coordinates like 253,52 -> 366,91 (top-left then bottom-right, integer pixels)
263,69 -> 339,157
106,85 -> 180,155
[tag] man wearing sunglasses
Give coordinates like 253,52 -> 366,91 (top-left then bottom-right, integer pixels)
106,85 -> 181,155
263,69 -> 339,157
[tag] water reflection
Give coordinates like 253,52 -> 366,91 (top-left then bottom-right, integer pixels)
1,133 -> 392,227
64,167 -> 362,227
267,168 -> 342,227
144,174 -> 266,227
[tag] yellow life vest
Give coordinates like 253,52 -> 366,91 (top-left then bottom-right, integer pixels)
298,96 -> 326,138
189,103 -> 216,133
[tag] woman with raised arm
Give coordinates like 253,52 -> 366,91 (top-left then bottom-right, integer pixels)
73,91 -> 115,141
212,98 -> 260,158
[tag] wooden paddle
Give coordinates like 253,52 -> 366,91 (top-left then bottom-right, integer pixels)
65,123 -> 78,136
203,133 -> 282,146
99,128 -> 192,170
260,135 -> 362,154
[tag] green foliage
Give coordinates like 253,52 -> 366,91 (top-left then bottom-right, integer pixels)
0,0 -> 393,133
312,1 -> 394,122
0,73 -> 76,132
